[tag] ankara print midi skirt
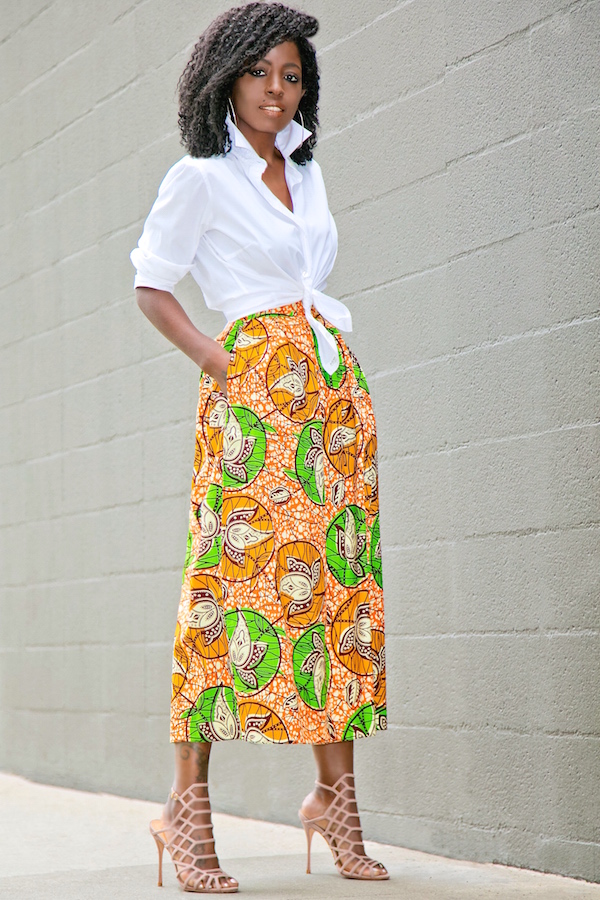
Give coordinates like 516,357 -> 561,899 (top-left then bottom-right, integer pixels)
170,299 -> 387,745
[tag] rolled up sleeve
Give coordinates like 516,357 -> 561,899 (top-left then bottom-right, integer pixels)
130,157 -> 211,292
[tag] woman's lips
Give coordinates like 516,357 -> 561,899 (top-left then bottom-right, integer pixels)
259,105 -> 284,117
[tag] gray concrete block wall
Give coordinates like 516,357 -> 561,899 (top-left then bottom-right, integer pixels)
0,0 -> 598,883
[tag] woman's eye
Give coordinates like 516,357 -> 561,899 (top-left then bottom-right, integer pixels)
285,74 -> 299,83
250,68 -> 265,77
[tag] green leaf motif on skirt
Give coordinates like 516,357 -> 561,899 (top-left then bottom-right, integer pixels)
326,505 -> 369,586
342,701 -> 376,740
292,623 -> 330,710
369,513 -> 383,589
222,405 -> 268,488
295,419 -> 326,505
193,483 -> 223,570
181,685 -> 240,742
224,608 -> 281,694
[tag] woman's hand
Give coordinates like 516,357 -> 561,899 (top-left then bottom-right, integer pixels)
135,287 -> 231,395
203,340 -> 232,396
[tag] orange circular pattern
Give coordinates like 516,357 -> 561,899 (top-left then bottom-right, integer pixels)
184,573 -> 229,659
220,495 -> 274,581
192,434 -> 204,485
372,628 -> 386,709
275,540 -> 325,628
203,391 -> 228,457
323,399 -> 362,476
229,318 -> 268,377
172,621 -> 190,699
238,700 -> 290,743
331,589 -> 373,676
363,435 -> 378,514
266,342 -> 320,422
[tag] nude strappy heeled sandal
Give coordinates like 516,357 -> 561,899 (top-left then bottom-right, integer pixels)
298,771 -> 389,881
149,782 -> 239,893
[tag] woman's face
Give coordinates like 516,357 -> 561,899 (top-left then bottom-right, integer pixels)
231,40 -> 306,136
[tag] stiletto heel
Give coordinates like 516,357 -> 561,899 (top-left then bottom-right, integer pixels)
301,820 -> 314,873
298,772 -> 389,881
152,830 -> 165,886
149,782 -> 238,893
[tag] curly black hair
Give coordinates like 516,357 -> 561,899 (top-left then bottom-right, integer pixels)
177,3 -> 319,165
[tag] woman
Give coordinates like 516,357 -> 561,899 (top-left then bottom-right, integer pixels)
130,3 -> 388,892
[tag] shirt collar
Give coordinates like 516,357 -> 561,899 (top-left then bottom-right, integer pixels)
225,113 -> 313,162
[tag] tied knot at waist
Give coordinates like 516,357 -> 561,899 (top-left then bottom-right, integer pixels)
301,285 -> 352,375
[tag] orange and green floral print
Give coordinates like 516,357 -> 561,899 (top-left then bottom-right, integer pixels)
171,300 -> 386,744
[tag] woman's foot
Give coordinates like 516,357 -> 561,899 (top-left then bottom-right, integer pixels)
159,783 -> 238,892
299,777 -> 388,880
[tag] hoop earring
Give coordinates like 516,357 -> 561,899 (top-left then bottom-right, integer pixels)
295,107 -> 305,131
227,97 -> 238,127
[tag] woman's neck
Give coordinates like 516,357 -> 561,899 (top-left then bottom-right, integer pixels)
235,119 -> 283,166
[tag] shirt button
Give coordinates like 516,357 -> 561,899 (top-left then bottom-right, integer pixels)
302,270 -> 309,278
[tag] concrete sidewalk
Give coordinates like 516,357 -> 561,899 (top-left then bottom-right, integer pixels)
1,773 -> 599,899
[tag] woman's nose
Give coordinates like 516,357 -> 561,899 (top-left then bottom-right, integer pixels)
266,75 -> 285,95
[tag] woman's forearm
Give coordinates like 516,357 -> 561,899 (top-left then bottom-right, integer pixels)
135,286 -> 229,388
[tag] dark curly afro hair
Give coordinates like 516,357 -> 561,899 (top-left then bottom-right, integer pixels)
177,2 -> 320,165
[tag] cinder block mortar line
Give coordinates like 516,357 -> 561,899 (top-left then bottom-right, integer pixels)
317,0 -> 416,56
386,722 -> 600,742
0,71 -> 142,168
446,0 -> 592,72
392,630 -> 600,640
13,37 -> 96,103
378,419 -> 600,465
0,572 -> 161,588
0,419 -> 193,467
0,438 -> 113,471
358,808 -> 515,837
359,807 -> 600,851
0,345 -> 179,412
370,313 -> 600,382
0,220 -> 140,294
0,487 -> 188,525
2,130 -> 179,225
11,103 -> 175,175
1,487 -> 190,526
383,520 -> 600,554
2,565 -> 180,588
339,205 -> 599,304
333,110 -> 599,219
322,78 -> 595,166
0,295 -> 138,358
319,76 -> 443,144
3,148 -> 138,226
0,45 -> 182,169
446,105 -> 600,169
112,0 -> 153,26
0,1 -> 55,48
1,494 -> 181,524
527,0 -> 595,33
358,808 -> 537,842
19,640 -> 171,652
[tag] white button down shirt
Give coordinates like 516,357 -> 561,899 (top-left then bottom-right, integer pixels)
130,115 -> 352,373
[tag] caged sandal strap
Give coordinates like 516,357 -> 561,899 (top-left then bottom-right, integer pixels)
298,771 -> 389,881
149,782 -> 238,893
